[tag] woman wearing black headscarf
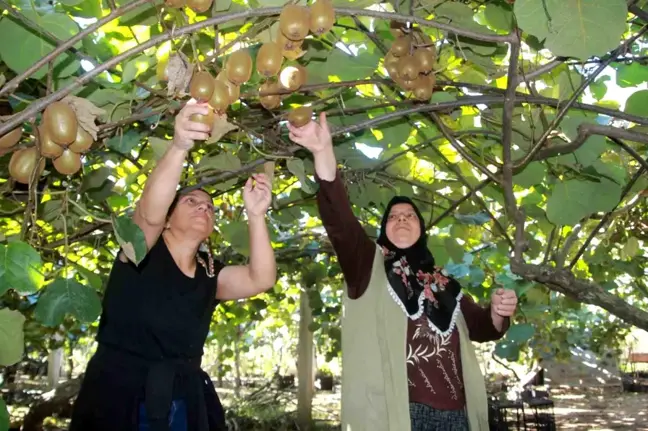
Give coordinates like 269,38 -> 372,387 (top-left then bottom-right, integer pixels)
288,113 -> 518,431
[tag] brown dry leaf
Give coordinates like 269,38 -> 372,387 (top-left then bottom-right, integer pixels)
61,96 -> 106,140
282,48 -> 307,61
263,161 -> 275,186
206,113 -> 238,144
167,52 -> 194,97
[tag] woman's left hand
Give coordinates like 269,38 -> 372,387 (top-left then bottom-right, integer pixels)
491,288 -> 518,317
243,174 -> 272,217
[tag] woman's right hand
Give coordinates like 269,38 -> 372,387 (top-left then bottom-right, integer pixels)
172,100 -> 212,150
288,112 -> 337,181
287,112 -> 333,155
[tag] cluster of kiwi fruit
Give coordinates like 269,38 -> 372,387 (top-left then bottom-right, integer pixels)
186,50 -> 251,126
383,23 -> 437,101
255,0 -> 334,110
6,101 -> 92,184
165,0 -> 214,14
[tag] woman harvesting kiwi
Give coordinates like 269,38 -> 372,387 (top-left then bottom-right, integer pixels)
288,113 -> 518,431
69,100 -> 277,431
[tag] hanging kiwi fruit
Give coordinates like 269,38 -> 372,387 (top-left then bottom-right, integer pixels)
68,126 -> 94,153
259,82 -> 282,110
412,74 -> 436,101
225,50 -> 253,85
187,0 -> 213,13
389,21 -> 407,38
38,126 -> 64,158
279,65 -> 307,92
53,148 -> 82,176
287,106 -> 313,128
414,48 -> 435,75
9,147 -> 45,185
43,101 -> 78,145
216,71 -> 240,104
383,52 -> 400,78
309,0 -> 335,36
157,57 -> 170,82
208,80 -> 231,114
390,35 -> 412,57
190,106 -> 216,128
397,55 -> 420,81
0,127 -> 22,149
256,42 -> 283,78
279,4 -> 310,41
277,32 -> 303,52
165,0 -> 185,8
190,71 -> 215,103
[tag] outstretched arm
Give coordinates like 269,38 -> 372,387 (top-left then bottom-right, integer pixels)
216,174 -> 277,300
124,101 -> 211,262
289,113 -> 375,299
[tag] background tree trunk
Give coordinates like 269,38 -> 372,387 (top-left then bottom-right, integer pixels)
297,288 -> 314,430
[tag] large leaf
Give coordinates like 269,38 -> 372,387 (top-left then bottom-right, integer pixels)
0,397 -> 8,431
0,12 -> 81,79
287,158 -> 315,194
112,214 -> 147,265
0,308 -> 26,366
0,241 -> 44,296
514,0 -> 627,60
221,221 -> 250,256
624,90 -> 648,117
310,47 -> 380,82
506,323 -> 535,344
546,178 -> 622,226
34,277 -> 102,327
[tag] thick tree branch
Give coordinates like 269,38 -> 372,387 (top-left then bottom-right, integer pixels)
514,25 -> 648,170
533,123 -> 648,171
501,31 -> 526,261
510,260 -> 648,332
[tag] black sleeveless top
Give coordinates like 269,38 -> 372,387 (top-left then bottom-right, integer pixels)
70,237 -> 227,431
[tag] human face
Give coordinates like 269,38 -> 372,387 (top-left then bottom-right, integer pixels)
385,203 -> 421,249
166,190 -> 215,240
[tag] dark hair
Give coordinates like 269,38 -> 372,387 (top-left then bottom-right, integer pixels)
166,188 -> 212,220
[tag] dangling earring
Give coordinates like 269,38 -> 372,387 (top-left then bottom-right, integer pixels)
196,242 -> 215,278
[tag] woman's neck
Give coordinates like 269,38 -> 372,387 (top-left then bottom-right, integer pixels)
162,230 -> 200,272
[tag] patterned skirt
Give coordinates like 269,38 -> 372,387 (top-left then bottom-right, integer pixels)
409,402 -> 469,431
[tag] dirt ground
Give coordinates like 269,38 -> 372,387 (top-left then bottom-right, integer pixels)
552,387 -> 648,430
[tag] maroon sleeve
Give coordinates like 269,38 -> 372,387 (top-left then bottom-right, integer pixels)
460,294 -> 509,342
316,170 -> 376,299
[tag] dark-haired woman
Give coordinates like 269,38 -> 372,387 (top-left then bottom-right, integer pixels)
288,113 -> 518,431
70,100 -> 277,431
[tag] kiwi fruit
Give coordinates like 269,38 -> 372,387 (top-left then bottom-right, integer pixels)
187,0 -> 213,13
39,126 -> 64,158
43,101 -> 78,145
390,36 -> 411,57
0,127 -> 22,149
68,126 -> 93,153
216,71 -> 240,104
414,48 -> 435,75
277,32 -> 303,52
208,80 -> 231,113
279,4 -> 310,41
256,42 -> 283,78
225,50 -> 253,85
384,52 -> 400,78
412,74 -> 435,101
309,0 -> 335,36
9,147 -> 45,185
53,148 -> 82,176
288,106 -> 313,128
259,82 -> 281,110
279,65 -> 307,92
189,107 -> 216,128
397,55 -> 420,81
190,71 -> 215,103
165,0 -> 185,7
395,76 -> 416,91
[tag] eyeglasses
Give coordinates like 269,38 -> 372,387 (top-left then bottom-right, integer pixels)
387,212 -> 417,222
181,195 -> 215,213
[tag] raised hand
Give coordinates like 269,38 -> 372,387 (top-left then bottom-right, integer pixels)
491,288 -> 518,317
173,99 -> 212,150
287,111 -> 332,154
243,174 -> 272,217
